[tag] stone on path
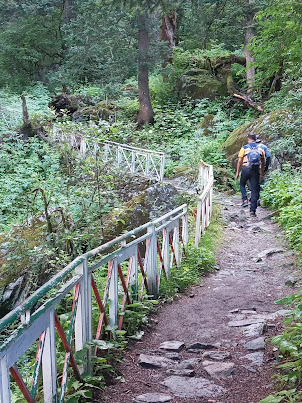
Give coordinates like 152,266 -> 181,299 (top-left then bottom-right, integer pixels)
187,342 -> 218,350
165,352 -> 180,361
257,248 -> 284,259
241,352 -> 264,366
133,393 -> 173,402
244,337 -> 266,351
203,361 -> 235,379
202,351 -> 232,361
159,341 -> 185,352
138,354 -> 176,369
285,276 -> 298,287
177,358 -> 201,368
161,376 -> 225,398
166,368 -> 195,377
242,323 -> 267,337
228,318 -> 266,327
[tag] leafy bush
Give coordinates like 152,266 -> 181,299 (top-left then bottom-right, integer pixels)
262,166 -> 302,251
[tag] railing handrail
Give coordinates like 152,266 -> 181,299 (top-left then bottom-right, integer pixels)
105,140 -> 165,156
0,205 -> 187,334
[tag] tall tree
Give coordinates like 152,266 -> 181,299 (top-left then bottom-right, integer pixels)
244,0 -> 256,94
137,12 -> 154,126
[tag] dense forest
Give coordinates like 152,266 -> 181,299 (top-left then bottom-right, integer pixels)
1,0 -> 302,401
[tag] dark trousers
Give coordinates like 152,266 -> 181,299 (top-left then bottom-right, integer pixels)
240,166 -> 260,212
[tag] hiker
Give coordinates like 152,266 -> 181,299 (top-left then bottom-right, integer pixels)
235,134 -> 265,216
256,136 -> 271,175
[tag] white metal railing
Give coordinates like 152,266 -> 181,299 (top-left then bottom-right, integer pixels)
103,141 -> 165,181
195,160 -> 214,247
0,205 -> 187,403
52,128 -> 165,181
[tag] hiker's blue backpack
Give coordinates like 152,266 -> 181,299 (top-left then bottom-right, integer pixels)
248,145 -> 261,168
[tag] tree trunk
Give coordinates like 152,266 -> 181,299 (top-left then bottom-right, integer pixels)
244,0 -> 256,95
160,12 -> 177,67
63,0 -> 73,24
137,13 -> 154,127
21,96 -> 33,140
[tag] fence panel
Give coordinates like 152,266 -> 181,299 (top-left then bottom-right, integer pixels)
195,160 -> 214,247
0,205 -> 187,402
52,129 -> 165,181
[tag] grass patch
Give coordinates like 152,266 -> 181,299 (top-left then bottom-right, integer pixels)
159,202 -> 222,300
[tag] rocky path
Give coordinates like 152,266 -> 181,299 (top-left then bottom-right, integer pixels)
98,194 -> 298,403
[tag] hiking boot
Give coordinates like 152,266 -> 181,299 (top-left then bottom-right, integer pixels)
250,210 -> 256,217
241,200 -> 248,207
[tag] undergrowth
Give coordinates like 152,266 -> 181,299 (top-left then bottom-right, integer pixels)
260,167 -> 302,403
159,203 -> 222,300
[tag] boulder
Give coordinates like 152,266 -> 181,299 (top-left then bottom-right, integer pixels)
224,110 -> 293,168
179,69 -> 228,101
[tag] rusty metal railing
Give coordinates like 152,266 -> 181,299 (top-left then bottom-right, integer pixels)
0,205 -> 187,403
195,160 -> 214,247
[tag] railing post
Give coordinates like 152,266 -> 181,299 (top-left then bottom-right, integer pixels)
195,199 -> 202,248
75,258 -> 91,371
130,249 -> 138,301
173,224 -> 180,266
145,154 -> 150,176
117,145 -> 122,166
160,154 -> 165,182
163,228 -> 170,278
109,259 -> 119,329
0,356 -> 11,403
131,150 -> 135,174
42,309 -> 57,403
104,143 -> 109,163
146,224 -> 158,298
182,205 -> 189,246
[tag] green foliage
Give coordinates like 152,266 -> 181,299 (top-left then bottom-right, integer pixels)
253,0 -> 302,90
160,203 -> 221,300
258,292 -> 302,401
261,168 -> 302,402
0,84 -> 51,135
262,166 -> 302,251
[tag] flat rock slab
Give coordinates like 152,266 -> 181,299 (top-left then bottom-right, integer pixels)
257,248 -> 284,259
161,376 -> 225,398
138,354 -> 176,369
165,352 -> 181,361
133,393 -> 173,402
241,352 -> 264,366
166,368 -> 195,377
203,361 -> 235,379
228,318 -> 266,327
178,358 -> 201,368
160,341 -> 185,352
202,351 -> 232,361
243,323 -> 267,337
187,342 -> 218,350
244,337 -> 266,351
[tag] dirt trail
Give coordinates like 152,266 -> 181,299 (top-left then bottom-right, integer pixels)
98,194 -> 298,403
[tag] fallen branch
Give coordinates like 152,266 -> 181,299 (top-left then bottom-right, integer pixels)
232,92 -> 264,112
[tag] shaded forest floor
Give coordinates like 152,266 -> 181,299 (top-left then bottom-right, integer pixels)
96,194 -> 297,403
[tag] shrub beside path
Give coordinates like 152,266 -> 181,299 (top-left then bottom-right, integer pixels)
98,194 -> 298,403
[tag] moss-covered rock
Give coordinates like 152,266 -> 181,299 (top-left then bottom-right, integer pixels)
179,69 -> 228,100
224,110 -> 293,168
72,102 -> 115,122
101,183 -> 180,244
198,114 -> 215,135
